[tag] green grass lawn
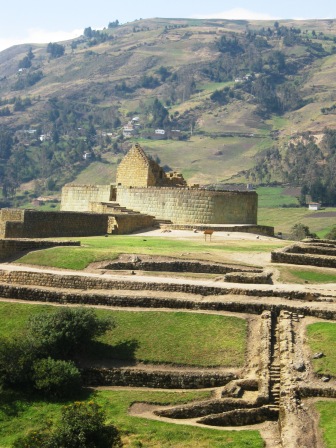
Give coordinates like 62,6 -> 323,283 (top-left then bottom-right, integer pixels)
0,389 -> 264,448
256,186 -> 299,208
307,322 -> 336,376
0,303 -> 247,368
278,267 -> 336,284
14,235 -> 285,270
258,206 -> 336,235
315,401 -> 336,448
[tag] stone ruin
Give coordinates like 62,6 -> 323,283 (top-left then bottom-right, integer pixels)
0,143 -> 273,240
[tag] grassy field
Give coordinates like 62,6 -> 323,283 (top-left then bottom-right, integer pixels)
258,206 -> 336,236
315,401 -> 336,448
307,322 -> 336,376
278,267 -> 336,284
15,235 -> 285,270
0,303 -> 247,368
256,187 -> 336,235
0,389 -> 264,448
256,187 -> 299,208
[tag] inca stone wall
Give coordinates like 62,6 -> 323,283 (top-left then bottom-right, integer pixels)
116,187 -> 258,225
0,209 -> 110,238
116,143 -> 186,188
61,184 -> 115,212
0,239 -> 80,261
0,209 -> 154,238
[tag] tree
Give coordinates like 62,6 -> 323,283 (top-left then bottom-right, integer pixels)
52,402 -> 122,448
47,42 -> 65,58
325,227 -> 336,240
13,402 -> 122,448
289,223 -> 316,241
108,20 -> 119,28
26,307 -> 114,359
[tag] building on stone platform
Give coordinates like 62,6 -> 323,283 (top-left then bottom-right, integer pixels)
0,144 -> 273,239
61,143 -> 272,233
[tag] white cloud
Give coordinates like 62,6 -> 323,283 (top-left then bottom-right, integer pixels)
193,8 -> 279,21
0,28 -> 83,52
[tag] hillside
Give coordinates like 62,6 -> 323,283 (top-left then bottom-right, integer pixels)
1,17 -> 336,202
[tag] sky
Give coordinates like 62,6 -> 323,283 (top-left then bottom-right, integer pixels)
1,0 -> 335,52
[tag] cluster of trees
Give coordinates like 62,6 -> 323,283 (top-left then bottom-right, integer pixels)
47,42 -> 65,58
202,22 -> 333,116
0,307 -> 121,448
248,129 -> 336,206
0,307 -> 113,398
210,86 -> 241,105
12,70 -> 43,91
18,47 -> 35,69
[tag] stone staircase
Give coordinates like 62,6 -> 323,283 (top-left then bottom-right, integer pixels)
269,315 -> 280,408
153,219 -> 174,228
270,364 -> 280,406
100,201 -> 143,215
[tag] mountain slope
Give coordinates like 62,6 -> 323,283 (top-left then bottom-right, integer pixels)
1,17 -> 336,199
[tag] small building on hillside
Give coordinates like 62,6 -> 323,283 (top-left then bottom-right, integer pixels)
308,202 -> 321,211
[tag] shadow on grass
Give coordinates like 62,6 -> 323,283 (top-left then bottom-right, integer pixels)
83,339 -> 140,365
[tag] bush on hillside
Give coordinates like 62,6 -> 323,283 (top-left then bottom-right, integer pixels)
32,357 -> 81,398
325,227 -> 336,240
26,307 -> 114,359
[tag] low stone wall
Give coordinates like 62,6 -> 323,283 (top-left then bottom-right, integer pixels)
0,209 -> 155,238
197,406 -> 278,426
108,214 -> 155,235
82,368 -> 236,389
272,248 -> 336,268
0,269 -> 321,302
0,283 -> 335,320
167,223 -> 274,237
224,272 -> 273,284
104,260 -> 261,275
156,398 -> 254,419
272,239 -> 336,268
0,209 -> 111,238
299,386 -> 336,398
0,239 -> 80,261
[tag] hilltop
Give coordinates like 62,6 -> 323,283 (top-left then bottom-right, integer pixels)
1,17 -> 336,201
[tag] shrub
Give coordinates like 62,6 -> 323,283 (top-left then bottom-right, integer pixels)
289,223 -> 316,241
32,357 -> 81,398
325,227 -> 336,240
27,307 -> 114,359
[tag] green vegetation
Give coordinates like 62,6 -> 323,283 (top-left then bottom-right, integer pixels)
0,307 -> 113,399
256,186 -> 299,208
279,267 -> 336,284
15,235 -> 285,270
2,18 -> 336,200
307,322 -> 336,376
0,303 -> 247,368
0,389 -> 264,447
258,206 -> 336,235
13,401 -> 122,448
315,401 -> 336,448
